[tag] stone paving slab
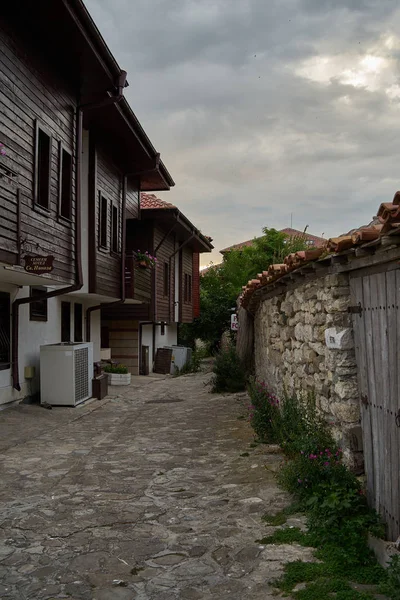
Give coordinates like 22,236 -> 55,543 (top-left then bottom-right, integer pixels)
0,371 -> 311,599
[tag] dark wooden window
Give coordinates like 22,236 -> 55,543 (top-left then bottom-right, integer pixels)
61,301 -> 71,342
112,205 -> 119,253
74,303 -> 83,342
34,122 -> 51,209
163,262 -> 169,296
184,274 -> 192,303
59,146 -> 72,220
160,322 -> 165,336
99,194 -> 108,248
29,287 -> 48,322
0,292 -> 10,370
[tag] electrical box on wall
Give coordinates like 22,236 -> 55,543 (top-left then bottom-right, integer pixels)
324,327 -> 354,350
24,366 -> 35,379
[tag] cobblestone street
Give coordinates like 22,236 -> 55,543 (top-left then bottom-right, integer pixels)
0,371 -> 313,600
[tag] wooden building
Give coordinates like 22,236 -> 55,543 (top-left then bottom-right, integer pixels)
101,194 -> 213,374
0,0 -> 173,405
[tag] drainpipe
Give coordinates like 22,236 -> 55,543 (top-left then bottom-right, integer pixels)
11,70 -> 128,391
12,107 -> 84,390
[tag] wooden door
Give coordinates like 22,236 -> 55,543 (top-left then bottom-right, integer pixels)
350,268 -> 400,541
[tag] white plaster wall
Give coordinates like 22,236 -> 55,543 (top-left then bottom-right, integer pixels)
141,324 -> 154,373
155,323 -> 178,350
0,285 -> 101,406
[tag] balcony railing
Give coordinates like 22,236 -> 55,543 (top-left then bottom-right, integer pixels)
124,253 -> 152,302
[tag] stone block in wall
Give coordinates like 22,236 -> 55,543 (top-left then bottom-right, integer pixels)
326,350 -> 357,370
325,297 -> 351,314
334,379 -> 359,401
294,323 -> 313,342
331,401 -> 360,423
310,341 -> 327,356
325,327 -> 354,350
332,286 -> 351,298
326,312 -> 351,328
303,345 -> 317,362
325,273 -> 349,288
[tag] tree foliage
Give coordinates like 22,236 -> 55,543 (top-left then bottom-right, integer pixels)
179,227 -> 308,349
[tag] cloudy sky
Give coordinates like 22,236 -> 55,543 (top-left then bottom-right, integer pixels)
86,0 -> 400,265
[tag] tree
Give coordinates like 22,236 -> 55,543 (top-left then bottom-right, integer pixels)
179,228 -> 308,350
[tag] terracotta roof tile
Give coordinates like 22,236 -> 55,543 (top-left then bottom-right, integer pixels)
140,192 -> 176,210
240,192 -> 400,310
221,228 -> 326,253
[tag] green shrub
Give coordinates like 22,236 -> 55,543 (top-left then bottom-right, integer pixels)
381,555 -> 400,599
210,346 -> 246,393
104,364 -> 129,374
247,377 -> 280,442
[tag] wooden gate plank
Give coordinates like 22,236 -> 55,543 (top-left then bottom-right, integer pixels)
377,272 -> 390,534
385,271 -> 396,539
350,277 -> 372,490
365,274 -> 381,512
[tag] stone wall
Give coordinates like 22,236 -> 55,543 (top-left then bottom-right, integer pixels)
254,273 -> 362,470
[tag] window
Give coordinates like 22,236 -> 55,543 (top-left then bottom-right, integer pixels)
61,301 -> 71,342
99,194 -> 108,248
29,287 -> 48,322
112,205 -> 119,253
59,146 -> 72,220
0,293 -> 10,370
163,262 -> 169,296
74,303 -> 83,342
34,122 -> 51,209
184,273 -> 192,303
160,322 -> 165,336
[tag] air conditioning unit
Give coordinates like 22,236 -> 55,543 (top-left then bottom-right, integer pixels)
165,345 -> 192,374
40,342 -> 93,406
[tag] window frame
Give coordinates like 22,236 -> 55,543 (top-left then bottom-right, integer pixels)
58,142 -> 73,222
61,301 -> 71,343
99,192 -> 109,250
0,292 -> 10,371
74,303 -> 83,343
29,286 -> 48,322
111,203 -> 119,254
33,120 -> 52,212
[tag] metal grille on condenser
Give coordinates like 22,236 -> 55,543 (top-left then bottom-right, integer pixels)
74,347 -> 89,403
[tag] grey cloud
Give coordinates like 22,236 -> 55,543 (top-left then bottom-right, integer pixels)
85,0 -> 400,265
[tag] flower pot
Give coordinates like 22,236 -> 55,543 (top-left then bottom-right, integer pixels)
137,260 -> 149,268
107,372 -> 131,386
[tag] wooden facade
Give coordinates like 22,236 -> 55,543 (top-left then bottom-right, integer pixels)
0,15 -> 76,281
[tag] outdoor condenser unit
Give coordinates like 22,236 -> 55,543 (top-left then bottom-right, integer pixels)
40,342 -> 93,406
165,345 -> 192,374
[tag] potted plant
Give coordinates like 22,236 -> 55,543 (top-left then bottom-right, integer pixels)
104,363 -> 131,386
136,250 -> 157,269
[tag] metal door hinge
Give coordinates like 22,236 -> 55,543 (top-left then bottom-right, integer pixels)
348,303 -> 362,316
395,409 -> 400,428
361,394 -> 369,408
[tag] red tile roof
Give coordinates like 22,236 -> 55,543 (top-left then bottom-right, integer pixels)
140,193 -> 176,210
240,194 -> 400,311
221,228 -> 326,253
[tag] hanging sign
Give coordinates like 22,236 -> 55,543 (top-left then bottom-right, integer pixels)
24,255 -> 54,275
231,313 -> 239,331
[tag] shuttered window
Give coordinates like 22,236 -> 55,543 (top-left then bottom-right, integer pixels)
34,122 -> 51,210
59,146 -> 72,220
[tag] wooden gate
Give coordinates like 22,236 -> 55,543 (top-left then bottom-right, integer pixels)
350,267 -> 400,541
